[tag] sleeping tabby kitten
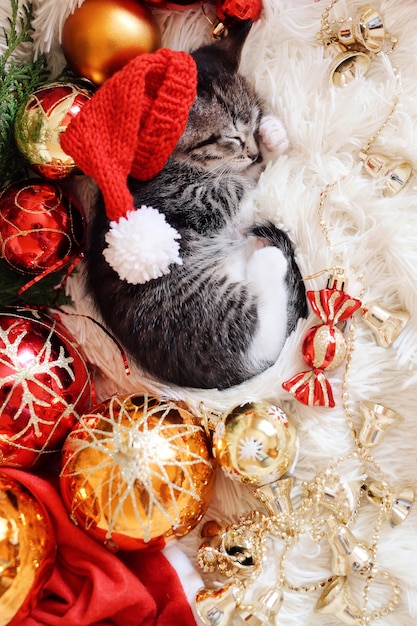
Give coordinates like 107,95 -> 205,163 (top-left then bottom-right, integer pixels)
86,22 -> 307,389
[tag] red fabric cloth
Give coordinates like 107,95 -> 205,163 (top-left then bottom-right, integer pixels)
3,468 -> 197,626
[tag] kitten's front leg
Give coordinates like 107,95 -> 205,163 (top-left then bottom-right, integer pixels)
259,114 -> 290,160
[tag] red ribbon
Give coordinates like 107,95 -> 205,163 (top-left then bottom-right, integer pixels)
282,288 -> 361,408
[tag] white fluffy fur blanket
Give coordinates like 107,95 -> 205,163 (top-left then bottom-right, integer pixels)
2,0 -> 417,624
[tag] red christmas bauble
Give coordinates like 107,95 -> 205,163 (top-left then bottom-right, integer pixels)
0,471 -> 56,624
301,324 -> 347,371
0,179 -> 84,275
216,0 -> 262,25
0,308 -> 93,467
14,82 -> 92,179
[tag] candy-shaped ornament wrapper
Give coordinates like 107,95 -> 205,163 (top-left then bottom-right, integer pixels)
60,394 -> 215,551
283,279 -> 362,408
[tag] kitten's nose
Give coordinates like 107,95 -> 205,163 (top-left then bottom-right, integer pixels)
246,141 -> 259,161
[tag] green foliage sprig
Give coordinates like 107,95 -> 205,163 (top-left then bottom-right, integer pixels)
0,0 -> 72,307
0,0 -> 49,186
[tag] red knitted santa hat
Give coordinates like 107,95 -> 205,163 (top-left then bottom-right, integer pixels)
61,48 -> 197,284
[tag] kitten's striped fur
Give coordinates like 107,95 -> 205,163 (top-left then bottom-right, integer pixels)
86,23 -> 307,389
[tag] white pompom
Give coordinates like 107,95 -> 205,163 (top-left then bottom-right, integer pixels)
103,206 -> 182,284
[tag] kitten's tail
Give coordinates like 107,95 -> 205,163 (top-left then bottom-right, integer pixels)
250,222 -> 308,320
250,222 -> 297,261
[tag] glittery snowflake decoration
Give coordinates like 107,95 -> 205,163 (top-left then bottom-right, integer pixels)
237,436 -> 264,462
60,394 -> 214,546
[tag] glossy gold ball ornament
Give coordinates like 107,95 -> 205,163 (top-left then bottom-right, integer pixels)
14,82 -> 92,179
212,401 -> 298,487
60,394 -> 215,550
62,0 -> 162,85
0,472 -> 56,626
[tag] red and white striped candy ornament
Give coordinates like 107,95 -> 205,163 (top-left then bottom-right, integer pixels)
283,287 -> 362,408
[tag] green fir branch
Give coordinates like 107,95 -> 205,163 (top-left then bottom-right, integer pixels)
0,0 -> 50,186
0,262 -> 73,308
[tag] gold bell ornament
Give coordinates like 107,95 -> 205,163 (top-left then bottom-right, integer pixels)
253,476 -> 295,516
324,38 -> 371,87
362,479 -> 415,527
326,516 -> 375,577
358,400 -> 404,448
237,587 -> 283,626
359,151 -> 412,196
195,581 -> 244,626
315,575 -> 362,624
361,301 -> 410,346
337,5 -> 386,53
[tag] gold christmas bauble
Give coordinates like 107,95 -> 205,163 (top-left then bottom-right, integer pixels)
212,401 -> 298,487
14,82 -> 92,179
0,473 -> 56,626
60,394 -> 215,549
61,0 -> 161,85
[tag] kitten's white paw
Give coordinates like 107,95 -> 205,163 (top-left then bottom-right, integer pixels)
259,115 -> 289,156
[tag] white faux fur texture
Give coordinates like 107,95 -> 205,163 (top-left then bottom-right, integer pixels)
3,0 -> 417,624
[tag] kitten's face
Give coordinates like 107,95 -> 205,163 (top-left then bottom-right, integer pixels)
173,73 -> 263,174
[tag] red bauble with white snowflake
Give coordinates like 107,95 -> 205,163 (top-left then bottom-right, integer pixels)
0,179 -> 84,276
0,308 -> 93,467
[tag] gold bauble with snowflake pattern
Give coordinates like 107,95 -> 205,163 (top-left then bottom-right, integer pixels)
59,394 -> 215,550
212,401 -> 298,487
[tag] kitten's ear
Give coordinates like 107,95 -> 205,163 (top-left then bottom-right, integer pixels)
192,20 -> 253,74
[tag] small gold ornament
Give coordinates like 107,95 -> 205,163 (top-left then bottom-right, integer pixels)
358,400 -> 403,448
362,479 -> 415,527
62,0 -> 161,85
337,5 -> 386,53
326,516 -> 375,577
315,575 -> 362,624
253,476 -> 294,516
359,151 -> 413,196
324,39 -> 371,87
361,301 -> 410,346
317,3 -> 398,88
0,473 -> 56,626
195,581 -> 244,626
211,401 -> 298,487
60,394 -> 215,549
237,586 -> 283,625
